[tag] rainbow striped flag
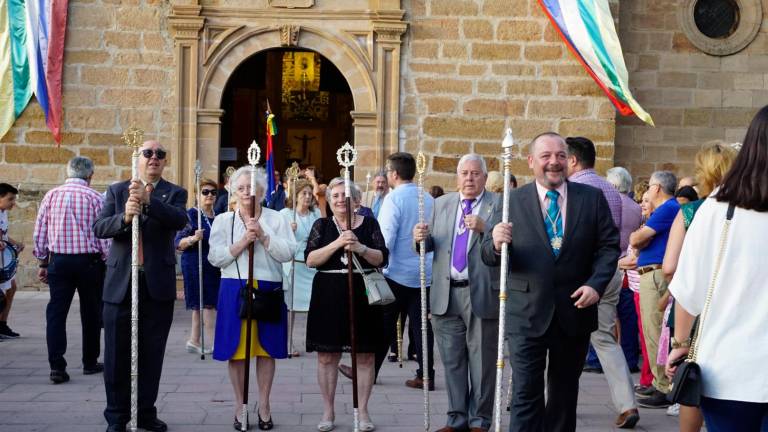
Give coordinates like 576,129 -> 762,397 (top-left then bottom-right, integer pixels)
265,103 -> 278,203
538,0 -> 654,126
0,0 -> 68,144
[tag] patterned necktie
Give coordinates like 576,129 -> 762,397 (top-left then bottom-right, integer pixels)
544,190 -> 563,256
452,198 -> 475,272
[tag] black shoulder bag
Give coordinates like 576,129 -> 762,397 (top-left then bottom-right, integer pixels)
231,212 -> 283,322
668,204 -> 735,407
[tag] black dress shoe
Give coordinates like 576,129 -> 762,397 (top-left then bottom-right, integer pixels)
138,418 -> 168,432
83,362 -> 104,375
50,369 -> 70,384
638,390 -> 672,409
106,424 -> 126,432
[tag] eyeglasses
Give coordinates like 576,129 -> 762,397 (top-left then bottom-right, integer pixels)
201,189 -> 217,196
141,149 -> 167,160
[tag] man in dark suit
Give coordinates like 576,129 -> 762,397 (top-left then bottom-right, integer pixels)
94,140 -> 188,432
481,132 -> 620,432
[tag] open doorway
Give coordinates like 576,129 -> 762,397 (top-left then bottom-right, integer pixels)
219,48 -> 354,184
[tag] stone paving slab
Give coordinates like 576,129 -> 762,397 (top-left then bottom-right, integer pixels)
0,292 -> 681,431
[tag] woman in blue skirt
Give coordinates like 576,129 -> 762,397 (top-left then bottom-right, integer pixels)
175,178 -> 221,354
208,166 -> 297,430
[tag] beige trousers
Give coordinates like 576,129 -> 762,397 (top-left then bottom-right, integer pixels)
638,268 -> 670,393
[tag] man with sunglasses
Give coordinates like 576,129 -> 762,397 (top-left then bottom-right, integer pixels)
94,140 -> 188,432
629,170 -> 678,409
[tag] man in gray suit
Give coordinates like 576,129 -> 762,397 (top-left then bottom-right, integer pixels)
482,133 -> 620,432
413,154 -> 500,432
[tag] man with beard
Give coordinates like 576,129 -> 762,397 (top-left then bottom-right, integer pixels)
482,132 -> 620,432
94,140 -> 187,432
362,171 -> 389,219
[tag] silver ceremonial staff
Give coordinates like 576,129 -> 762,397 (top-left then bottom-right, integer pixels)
416,151 -> 430,431
122,126 -> 144,432
286,162 -> 300,358
194,160 -> 206,360
493,129 -> 515,432
337,142 -> 360,432
241,140 -> 261,431
364,171 -> 371,207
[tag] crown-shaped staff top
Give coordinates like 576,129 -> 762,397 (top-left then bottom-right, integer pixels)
502,128 -> 514,149
416,152 -> 426,175
194,160 -> 202,177
336,142 -> 357,168
365,171 -> 371,182
248,140 -> 261,166
121,127 -> 145,150
286,162 -> 300,181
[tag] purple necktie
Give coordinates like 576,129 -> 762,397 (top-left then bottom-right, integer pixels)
452,198 -> 475,272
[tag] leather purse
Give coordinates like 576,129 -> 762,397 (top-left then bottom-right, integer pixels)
238,287 -> 283,322
668,204 -> 735,407
351,253 -> 395,306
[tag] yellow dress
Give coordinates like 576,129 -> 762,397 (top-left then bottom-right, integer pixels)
232,319 -> 269,359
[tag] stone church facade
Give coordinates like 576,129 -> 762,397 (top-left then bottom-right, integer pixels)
3,0 -> 767,287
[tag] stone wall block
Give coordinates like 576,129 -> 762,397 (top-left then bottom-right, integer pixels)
432,0 -> 479,16
104,31 -> 141,50
423,117 -> 506,140
6,146 -> 75,164
116,7 -> 160,31
507,79 -> 552,96
556,80 -> 603,97
412,18 -> 460,40
523,44 -> 563,61
79,148 -> 111,166
66,108 -> 117,131
491,64 -> 536,76
528,99 -> 590,118
559,120 -> 615,142
497,20 -> 543,42
462,19 -> 494,40
471,43 -> 521,61
81,66 -> 131,86
415,78 -> 472,94
463,99 -> 525,116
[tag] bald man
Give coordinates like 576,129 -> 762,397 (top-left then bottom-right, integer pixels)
94,140 -> 188,432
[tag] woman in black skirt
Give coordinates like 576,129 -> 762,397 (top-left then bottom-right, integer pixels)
305,177 -> 388,432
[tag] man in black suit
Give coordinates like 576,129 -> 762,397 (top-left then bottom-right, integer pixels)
94,140 -> 188,432
481,132 -> 620,432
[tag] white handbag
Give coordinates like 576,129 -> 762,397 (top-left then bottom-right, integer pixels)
351,253 -> 395,306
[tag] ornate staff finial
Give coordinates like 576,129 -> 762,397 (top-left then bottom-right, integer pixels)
336,141 -> 357,195
416,152 -> 426,176
121,126 -> 144,150
287,162 -> 300,181
225,166 -> 236,178
194,160 -> 202,178
248,140 -> 261,166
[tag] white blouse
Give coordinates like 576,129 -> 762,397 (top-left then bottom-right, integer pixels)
208,208 -> 297,283
669,198 -> 768,402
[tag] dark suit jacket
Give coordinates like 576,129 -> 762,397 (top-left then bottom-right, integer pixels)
481,182 -> 619,337
94,179 -> 188,304
421,191 -> 500,319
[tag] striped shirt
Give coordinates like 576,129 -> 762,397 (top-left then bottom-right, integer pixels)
33,178 -> 110,261
569,169 -> 623,229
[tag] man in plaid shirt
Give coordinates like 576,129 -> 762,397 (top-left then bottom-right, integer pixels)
33,156 -> 110,385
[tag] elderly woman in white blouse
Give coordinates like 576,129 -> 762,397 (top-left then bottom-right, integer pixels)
208,166 -> 297,431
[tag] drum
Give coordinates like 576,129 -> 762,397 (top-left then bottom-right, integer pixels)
0,244 -> 18,284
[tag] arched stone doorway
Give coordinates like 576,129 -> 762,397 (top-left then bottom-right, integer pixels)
219,48 -> 354,183
168,4 -> 407,202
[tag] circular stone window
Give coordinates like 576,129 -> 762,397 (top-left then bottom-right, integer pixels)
679,0 -> 762,55
694,0 -> 739,39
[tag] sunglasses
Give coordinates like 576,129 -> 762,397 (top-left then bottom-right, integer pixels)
141,149 -> 167,160
201,189 -> 217,196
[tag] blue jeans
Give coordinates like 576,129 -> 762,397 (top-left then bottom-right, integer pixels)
701,397 -> 768,432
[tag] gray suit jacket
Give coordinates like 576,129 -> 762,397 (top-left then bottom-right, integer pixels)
421,191 -> 500,319
94,179 -> 188,304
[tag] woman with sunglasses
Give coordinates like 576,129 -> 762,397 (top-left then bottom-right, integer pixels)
175,178 -> 222,354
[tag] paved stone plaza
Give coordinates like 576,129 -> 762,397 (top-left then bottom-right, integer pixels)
0,292 -> 680,431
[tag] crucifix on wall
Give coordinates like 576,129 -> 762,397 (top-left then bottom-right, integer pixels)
286,128 -> 322,167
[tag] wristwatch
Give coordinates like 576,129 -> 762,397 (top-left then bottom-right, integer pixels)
670,336 -> 691,349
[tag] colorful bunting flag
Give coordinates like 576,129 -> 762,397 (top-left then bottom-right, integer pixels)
0,0 -> 68,144
537,0 -> 654,126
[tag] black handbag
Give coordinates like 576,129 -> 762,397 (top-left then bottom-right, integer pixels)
668,204 -> 734,407
230,212 -> 284,322
238,287 -> 283,322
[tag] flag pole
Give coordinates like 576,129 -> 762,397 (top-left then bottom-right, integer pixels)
493,129 -> 514,432
194,160 -> 206,360
286,162 -> 300,358
337,142 -> 359,432
121,126 -> 144,432
241,141 -> 261,431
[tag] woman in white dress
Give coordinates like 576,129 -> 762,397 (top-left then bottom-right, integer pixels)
279,178 -> 321,356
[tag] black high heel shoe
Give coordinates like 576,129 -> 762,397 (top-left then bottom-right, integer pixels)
233,416 -> 249,431
257,412 -> 274,430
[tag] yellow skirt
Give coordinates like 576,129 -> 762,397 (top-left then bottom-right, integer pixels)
231,320 -> 269,360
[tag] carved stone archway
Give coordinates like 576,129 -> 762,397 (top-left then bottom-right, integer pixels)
169,3 -> 406,201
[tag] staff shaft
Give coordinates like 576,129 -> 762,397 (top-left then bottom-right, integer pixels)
128,152 -> 140,432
